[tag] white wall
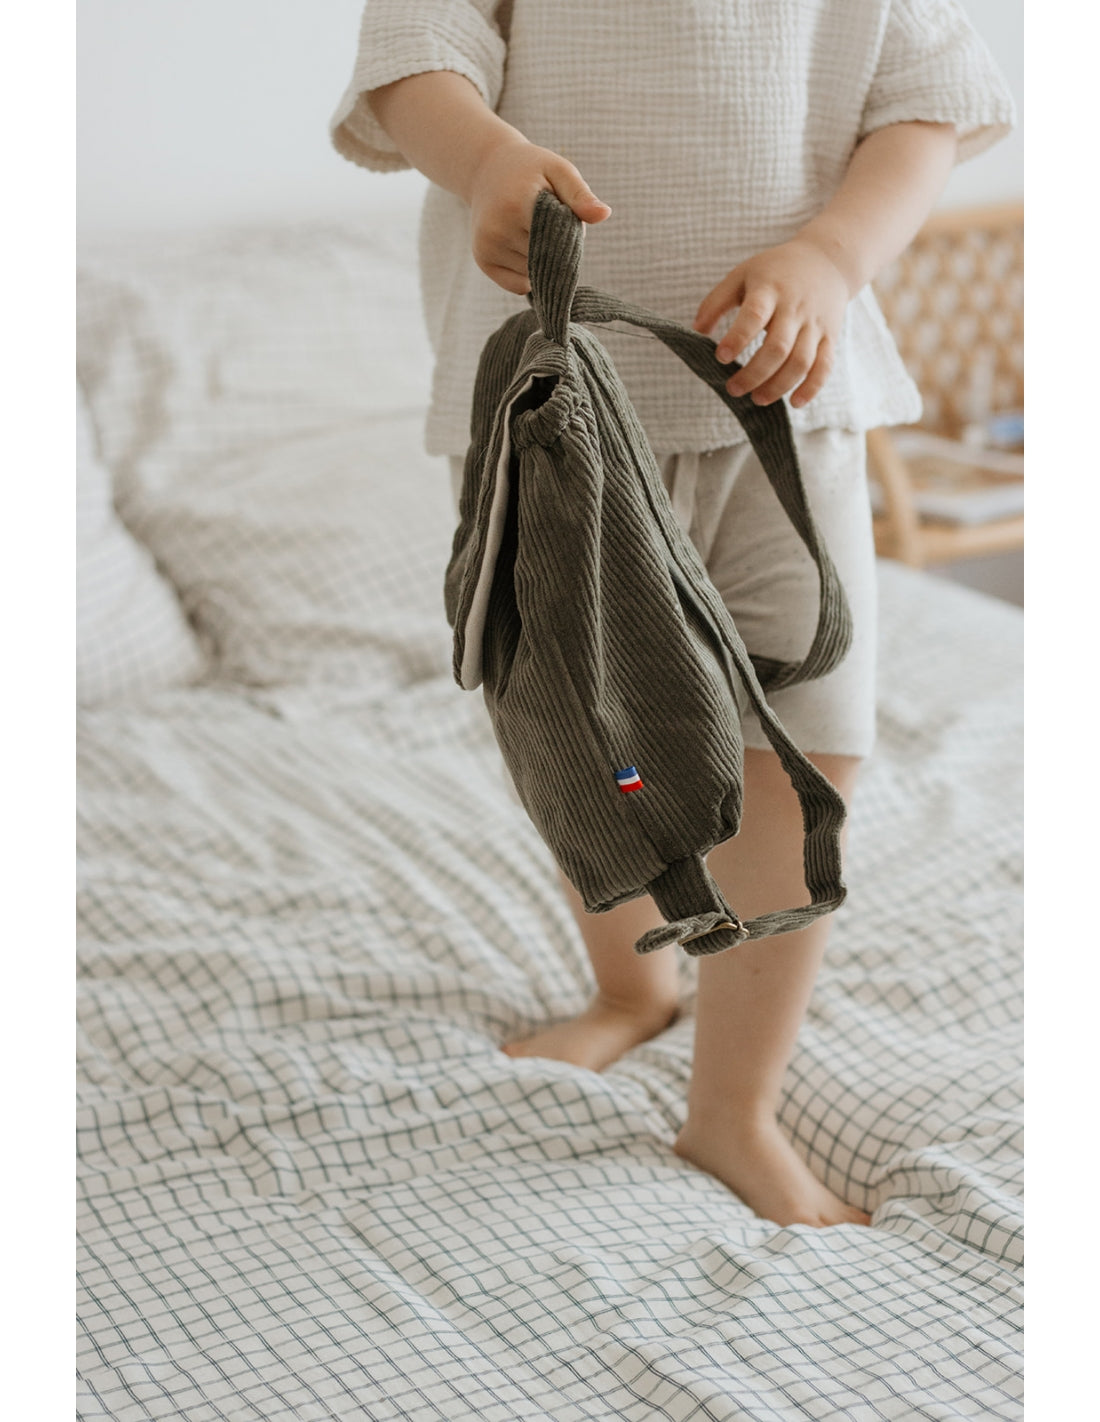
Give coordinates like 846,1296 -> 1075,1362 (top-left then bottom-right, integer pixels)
76,0 -> 421,236
939,0 -> 1023,209
77,0 -> 1022,237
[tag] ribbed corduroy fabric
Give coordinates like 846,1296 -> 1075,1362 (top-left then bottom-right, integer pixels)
444,191 -> 854,956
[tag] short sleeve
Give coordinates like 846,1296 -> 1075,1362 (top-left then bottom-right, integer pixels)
859,0 -> 1016,164
329,1 -> 508,172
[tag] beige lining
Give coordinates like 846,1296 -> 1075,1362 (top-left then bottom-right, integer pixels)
458,374 -> 535,690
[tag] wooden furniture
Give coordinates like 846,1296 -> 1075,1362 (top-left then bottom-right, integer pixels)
867,201 -> 1024,567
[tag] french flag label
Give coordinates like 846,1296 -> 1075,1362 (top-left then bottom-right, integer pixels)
614,765 -> 644,793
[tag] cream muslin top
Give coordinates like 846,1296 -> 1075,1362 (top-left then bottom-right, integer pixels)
330,1 -> 1015,458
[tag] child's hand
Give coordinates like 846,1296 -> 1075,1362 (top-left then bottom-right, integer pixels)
691,238 -> 852,409
467,136 -> 612,296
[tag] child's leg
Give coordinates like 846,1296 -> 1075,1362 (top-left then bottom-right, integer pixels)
501,870 -> 681,1071
504,745 -> 870,1227
672,746 -> 871,1228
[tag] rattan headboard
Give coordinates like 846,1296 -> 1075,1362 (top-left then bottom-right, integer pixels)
872,201 -> 1023,438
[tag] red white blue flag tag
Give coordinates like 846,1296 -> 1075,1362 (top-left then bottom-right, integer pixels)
614,765 -> 644,793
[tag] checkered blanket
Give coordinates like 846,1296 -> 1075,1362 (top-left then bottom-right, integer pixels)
76,216 -> 1022,1420
77,563 -> 1022,1421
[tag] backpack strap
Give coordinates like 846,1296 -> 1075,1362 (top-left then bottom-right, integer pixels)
571,287 -> 854,692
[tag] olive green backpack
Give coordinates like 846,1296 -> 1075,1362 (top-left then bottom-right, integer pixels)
444,190 -> 853,956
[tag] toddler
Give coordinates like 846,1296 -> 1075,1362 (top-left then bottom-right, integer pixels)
330,0 -> 1014,1229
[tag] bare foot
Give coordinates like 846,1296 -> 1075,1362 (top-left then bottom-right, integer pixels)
673,1116 -> 872,1228
501,995 -> 680,1072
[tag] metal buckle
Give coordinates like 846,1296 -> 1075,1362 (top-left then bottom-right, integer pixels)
680,916 -> 749,944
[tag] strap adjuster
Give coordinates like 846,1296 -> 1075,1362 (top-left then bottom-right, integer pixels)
680,916 -> 750,945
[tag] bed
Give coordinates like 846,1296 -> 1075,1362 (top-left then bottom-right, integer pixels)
76,199 -> 1023,1421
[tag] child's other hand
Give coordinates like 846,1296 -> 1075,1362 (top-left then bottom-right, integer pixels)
691,239 -> 852,409
467,137 -> 612,296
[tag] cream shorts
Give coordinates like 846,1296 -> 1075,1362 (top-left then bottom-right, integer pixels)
447,425 -> 877,759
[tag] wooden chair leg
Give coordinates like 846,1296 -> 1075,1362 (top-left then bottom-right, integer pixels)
866,427 -> 926,568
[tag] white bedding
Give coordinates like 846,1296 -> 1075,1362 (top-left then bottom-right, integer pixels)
76,214 -> 1022,1421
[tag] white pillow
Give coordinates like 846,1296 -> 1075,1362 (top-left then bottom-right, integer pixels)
76,381 -> 206,703
120,411 -> 457,694
75,208 -> 458,694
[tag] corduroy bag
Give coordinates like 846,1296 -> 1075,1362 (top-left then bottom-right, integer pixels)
444,190 -> 854,956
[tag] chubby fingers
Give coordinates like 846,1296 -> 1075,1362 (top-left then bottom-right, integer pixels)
723,312 -> 836,407
693,278 -> 812,406
742,325 -> 834,408
479,240 -> 534,295
693,260 -> 840,407
745,324 -> 831,405
693,276 -> 776,359
691,274 -> 742,339
722,313 -> 808,404
789,335 -> 835,409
